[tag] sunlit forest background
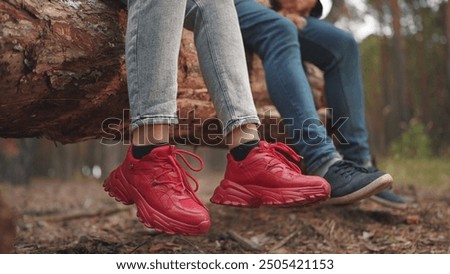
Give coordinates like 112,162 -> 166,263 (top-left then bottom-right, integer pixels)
1,0 -> 449,186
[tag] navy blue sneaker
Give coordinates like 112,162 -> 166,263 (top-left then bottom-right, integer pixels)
365,166 -> 407,209
369,189 -> 407,209
324,160 -> 393,205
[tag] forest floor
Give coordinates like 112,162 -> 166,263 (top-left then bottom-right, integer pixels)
2,164 -> 449,254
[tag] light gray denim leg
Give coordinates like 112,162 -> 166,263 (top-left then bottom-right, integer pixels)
184,0 -> 260,136
127,0 -> 260,135
126,0 -> 186,130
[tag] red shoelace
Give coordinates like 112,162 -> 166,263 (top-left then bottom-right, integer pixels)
265,142 -> 303,173
137,148 -> 204,205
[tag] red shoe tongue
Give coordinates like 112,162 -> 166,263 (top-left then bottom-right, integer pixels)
153,144 -> 174,153
259,140 -> 269,148
140,145 -> 174,160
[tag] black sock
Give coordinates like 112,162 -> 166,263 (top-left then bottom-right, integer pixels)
230,140 -> 260,161
132,144 -> 165,159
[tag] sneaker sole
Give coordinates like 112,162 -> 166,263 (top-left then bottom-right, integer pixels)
210,179 -> 330,208
325,174 -> 393,206
368,195 -> 408,210
103,168 -> 210,236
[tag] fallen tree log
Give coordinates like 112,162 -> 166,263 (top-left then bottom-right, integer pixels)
0,0 -> 325,145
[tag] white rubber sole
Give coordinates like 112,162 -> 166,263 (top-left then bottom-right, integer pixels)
369,194 -> 408,210
325,174 -> 393,206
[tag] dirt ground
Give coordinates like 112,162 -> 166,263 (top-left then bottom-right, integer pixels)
1,174 -> 449,254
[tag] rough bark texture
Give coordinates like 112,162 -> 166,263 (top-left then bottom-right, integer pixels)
0,0 -> 324,145
0,0 -> 129,143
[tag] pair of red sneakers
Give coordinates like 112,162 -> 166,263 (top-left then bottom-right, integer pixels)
103,141 -> 330,235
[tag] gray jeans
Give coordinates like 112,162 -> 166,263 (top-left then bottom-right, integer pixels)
126,0 -> 260,136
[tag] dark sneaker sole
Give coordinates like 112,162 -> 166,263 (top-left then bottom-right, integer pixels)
325,174 -> 393,205
369,195 -> 408,210
210,179 -> 331,208
103,169 -> 210,236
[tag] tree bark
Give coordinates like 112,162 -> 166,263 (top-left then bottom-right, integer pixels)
0,0 -> 324,145
387,0 -> 411,124
1,0 -> 130,143
445,0 -> 450,123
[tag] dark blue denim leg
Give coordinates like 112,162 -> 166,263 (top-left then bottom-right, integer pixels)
299,17 -> 371,164
235,0 -> 338,173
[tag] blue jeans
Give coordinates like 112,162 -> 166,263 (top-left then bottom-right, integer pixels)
235,0 -> 371,172
126,0 -> 260,136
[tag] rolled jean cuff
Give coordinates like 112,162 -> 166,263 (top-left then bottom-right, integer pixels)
222,115 -> 261,137
130,115 -> 179,131
307,152 -> 342,175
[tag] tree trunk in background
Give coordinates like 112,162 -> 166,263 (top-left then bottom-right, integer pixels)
445,1 -> 450,127
0,139 -> 37,184
417,28 -> 430,124
387,0 -> 411,126
326,0 -> 349,23
0,193 -> 15,253
373,0 -> 391,154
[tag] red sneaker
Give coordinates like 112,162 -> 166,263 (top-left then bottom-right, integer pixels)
103,145 -> 210,236
210,141 -> 330,207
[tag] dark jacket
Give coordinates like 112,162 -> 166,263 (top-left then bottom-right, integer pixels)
310,0 -> 323,18
270,0 -> 323,18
